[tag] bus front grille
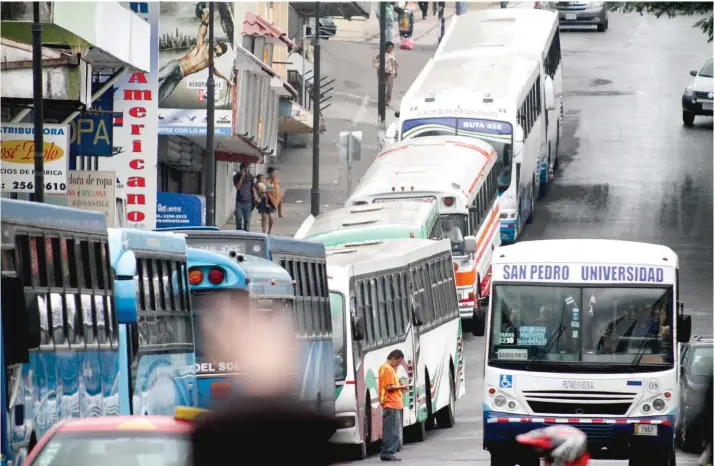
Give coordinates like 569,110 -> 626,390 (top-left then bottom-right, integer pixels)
526,401 -> 632,416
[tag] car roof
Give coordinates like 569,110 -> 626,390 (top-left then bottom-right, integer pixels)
54,416 -> 193,434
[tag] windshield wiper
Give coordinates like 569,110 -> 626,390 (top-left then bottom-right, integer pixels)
526,305 -> 567,371
628,329 -> 659,371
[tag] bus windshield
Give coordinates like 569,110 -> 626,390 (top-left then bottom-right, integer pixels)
440,214 -> 467,255
401,117 -> 513,192
488,285 -> 674,371
330,292 -> 346,381
185,237 -> 267,258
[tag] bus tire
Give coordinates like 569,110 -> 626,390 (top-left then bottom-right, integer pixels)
629,446 -> 676,466
472,312 -> 485,336
406,419 -> 426,443
436,368 -> 456,428
526,180 -> 535,224
361,397 -> 372,456
424,373 -> 436,430
490,450 -> 518,466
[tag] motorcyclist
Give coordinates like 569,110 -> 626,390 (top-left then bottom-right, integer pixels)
516,425 -> 590,466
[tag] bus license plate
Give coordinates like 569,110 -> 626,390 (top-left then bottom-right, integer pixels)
565,13 -> 577,20
703,102 -> 713,110
635,424 -> 658,436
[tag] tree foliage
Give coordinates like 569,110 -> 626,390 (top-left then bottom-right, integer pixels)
606,2 -> 714,42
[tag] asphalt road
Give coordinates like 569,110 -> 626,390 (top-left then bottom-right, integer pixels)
343,10 -> 713,466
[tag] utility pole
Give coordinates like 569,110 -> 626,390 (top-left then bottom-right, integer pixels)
32,2 -> 44,202
205,1 -> 216,226
310,2 -> 321,217
377,1 -> 387,125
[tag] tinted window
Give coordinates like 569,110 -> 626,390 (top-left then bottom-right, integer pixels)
699,59 -> 713,78
689,346 -> 713,377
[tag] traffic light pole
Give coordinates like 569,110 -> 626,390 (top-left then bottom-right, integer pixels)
310,2 -> 321,217
377,1 -> 387,125
32,2 -> 44,202
206,1 -> 216,225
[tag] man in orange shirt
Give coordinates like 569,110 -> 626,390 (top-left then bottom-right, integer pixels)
378,349 -> 409,461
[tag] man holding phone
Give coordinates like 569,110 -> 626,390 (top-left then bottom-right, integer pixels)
378,349 -> 409,461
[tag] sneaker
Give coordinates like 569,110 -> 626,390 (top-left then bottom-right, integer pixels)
380,456 -> 402,462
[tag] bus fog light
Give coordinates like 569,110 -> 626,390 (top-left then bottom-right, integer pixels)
642,404 -> 651,413
494,395 -> 507,407
338,416 -> 356,429
652,399 -> 665,411
507,401 -> 516,410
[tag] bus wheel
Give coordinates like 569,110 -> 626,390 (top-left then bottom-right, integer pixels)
359,398 -> 372,458
424,373 -> 436,430
526,180 -> 535,224
405,419 -> 426,443
436,368 -> 456,428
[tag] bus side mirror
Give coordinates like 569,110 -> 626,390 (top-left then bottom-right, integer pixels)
544,76 -> 556,111
352,315 -> 365,341
115,279 -> 138,324
386,122 -> 398,140
1,276 -> 38,365
394,111 -> 400,118
413,304 -> 425,327
514,125 -> 524,144
677,314 -> 692,343
463,236 -> 477,254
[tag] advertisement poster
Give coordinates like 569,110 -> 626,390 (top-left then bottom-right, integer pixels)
158,2 -> 234,136
156,192 -> 206,228
0,123 -> 70,194
101,1 -> 158,229
66,170 -> 116,225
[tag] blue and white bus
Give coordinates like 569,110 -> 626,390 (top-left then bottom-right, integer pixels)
1,200 -> 113,466
108,228 -> 196,416
184,247 -> 247,408
157,228 -> 334,416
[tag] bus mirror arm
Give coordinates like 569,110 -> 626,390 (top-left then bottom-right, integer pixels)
677,313 -> 692,343
463,236 -> 477,255
544,76 -> 556,111
413,304 -> 425,327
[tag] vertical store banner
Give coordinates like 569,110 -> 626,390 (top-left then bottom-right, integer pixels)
157,2 -> 234,136
0,123 -> 69,194
66,171 -> 116,225
102,2 -> 159,229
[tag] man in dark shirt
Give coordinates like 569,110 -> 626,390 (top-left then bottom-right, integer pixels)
233,163 -> 254,231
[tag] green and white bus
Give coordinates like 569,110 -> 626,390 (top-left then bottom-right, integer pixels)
295,202 -> 443,247
328,238 -> 465,459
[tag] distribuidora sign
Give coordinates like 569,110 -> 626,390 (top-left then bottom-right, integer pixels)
0,123 -> 69,194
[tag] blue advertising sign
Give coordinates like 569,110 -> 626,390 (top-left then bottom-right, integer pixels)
69,89 -> 114,156
156,192 -> 206,228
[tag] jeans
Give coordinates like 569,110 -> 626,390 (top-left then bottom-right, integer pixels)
380,408 -> 402,459
235,201 -> 252,231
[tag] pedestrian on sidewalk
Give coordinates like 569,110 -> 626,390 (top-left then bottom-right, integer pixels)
397,2 -> 415,39
417,1 -> 428,19
378,349 -> 409,462
373,42 -> 399,107
233,163 -> 255,232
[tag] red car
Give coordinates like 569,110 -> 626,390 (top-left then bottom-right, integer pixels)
24,408 -> 206,466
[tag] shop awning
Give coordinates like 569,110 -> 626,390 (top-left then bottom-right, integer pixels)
243,12 -> 296,50
289,2 -> 370,19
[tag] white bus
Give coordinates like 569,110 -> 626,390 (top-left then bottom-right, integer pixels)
346,136 -> 500,335
393,54 -> 547,244
435,7 -> 563,192
328,238 -> 466,458
483,239 -> 692,466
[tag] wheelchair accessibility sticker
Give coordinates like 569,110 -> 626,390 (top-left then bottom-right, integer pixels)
500,374 -> 513,389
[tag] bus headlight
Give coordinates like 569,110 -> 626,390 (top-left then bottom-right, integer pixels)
652,398 -> 666,411
507,400 -> 516,410
641,403 -> 651,413
494,395 -> 507,408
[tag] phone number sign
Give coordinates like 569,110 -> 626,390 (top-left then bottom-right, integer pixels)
1,123 -> 69,194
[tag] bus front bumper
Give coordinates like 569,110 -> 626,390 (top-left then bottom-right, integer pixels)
329,412 -> 362,445
483,411 -> 675,452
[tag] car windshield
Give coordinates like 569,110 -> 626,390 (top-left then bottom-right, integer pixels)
32,432 -> 189,466
689,346 -> 714,377
699,59 -> 713,78
488,285 -> 674,372
330,292 -> 347,381
439,214 -> 468,255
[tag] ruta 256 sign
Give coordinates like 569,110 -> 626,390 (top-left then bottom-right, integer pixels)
0,123 -> 69,194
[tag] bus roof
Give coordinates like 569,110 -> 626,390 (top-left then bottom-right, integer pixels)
305,202 -> 437,243
108,228 -> 187,263
435,8 -> 558,62
1,198 -> 107,235
347,136 -> 496,204
404,55 -> 539,105
494,240 -> 679,267
326,238 -> 451,277
239,255 -> 294,296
